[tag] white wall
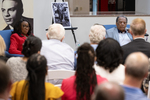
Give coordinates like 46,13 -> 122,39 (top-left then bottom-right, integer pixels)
34,0 -> 150,50
136,0 -> 150,14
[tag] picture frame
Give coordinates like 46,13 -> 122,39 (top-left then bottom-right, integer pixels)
51,2 -> 71,28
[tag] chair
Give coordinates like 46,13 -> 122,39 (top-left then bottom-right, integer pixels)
103,24 -> 149,41
0,30 -> 23,57
46,70 -> 75,87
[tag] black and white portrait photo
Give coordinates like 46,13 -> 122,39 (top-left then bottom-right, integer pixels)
51,2 -> 71,28
0,0 -> 33,33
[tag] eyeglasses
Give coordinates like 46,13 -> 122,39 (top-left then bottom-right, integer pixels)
22,25 -> 29,28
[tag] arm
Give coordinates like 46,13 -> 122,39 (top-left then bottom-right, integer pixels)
9,34 -> 22,54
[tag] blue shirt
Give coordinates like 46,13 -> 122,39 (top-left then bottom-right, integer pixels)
122,85 -> 149,100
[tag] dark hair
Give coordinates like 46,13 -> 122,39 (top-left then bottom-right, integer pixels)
12,20 -> 32,37
0,60 -> 11,94
116,15 -> 128,23
75,43 -> 97,100
22,35 -> 42,57
2,0 -> 23,13
96,38 -> 123,73
22,54 -> 47,100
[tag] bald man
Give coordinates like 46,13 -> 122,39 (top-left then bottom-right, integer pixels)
92,82 -> 124,100
122,52 -> 149,100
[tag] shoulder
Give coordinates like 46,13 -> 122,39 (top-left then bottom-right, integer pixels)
45,82 -> 64,99
96,75 -> 108,84
6,57 -> 23,66
107,27 -> 117,33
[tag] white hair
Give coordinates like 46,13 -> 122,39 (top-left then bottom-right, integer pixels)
89,25 -> 106,44
47,23 -> 65,40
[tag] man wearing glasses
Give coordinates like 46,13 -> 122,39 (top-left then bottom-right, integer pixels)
105,15 -> 133,46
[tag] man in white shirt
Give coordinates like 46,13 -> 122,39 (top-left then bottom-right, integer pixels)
41,23 -> 74,70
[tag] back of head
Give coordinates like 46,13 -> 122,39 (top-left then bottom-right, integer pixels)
26,54 -> 47,100
22,35 -> 42,57
75,43 -> 96,100
92,82 -> 124,100
0,35 -> 6,56
89,24 -> 106,44
130,18 -> 146,36
125,52 -> 149,80
96,38 -> 123,73
0,60 -> 11,94
47,23 -> 65,40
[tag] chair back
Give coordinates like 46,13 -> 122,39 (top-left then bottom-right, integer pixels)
46,70 -> 75,87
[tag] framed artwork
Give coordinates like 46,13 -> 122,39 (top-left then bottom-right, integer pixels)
51,2 -> 71,28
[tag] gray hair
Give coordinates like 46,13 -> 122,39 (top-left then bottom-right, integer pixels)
47,23 -> 65,41
89,25 -> 106,44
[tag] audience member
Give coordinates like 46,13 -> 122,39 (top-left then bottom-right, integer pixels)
89,24 -> 106,50
92,82 -> 124,100
106,15 -> 133,46
1,0 -> 33,32
0,60 -> 11,100
122,52 -> 149,100
61,43 -> 107,100
10,54 -> 64,100
94,38 -> 125,84
6,35 -> 42,83
0,35 -> 8,62
122,18 -> 150,64
41,23 -> 74,70
9,20 -> 32,54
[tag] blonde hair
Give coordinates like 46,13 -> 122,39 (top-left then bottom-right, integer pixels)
47,23 -> 65,41
89,25 -> 106,44
0,35 -> 6,56
130,18 -> 146,35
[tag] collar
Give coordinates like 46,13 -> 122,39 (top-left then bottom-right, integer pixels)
118,29 -> 127,33
134,37 -> 145,40
122,85 -> 143,94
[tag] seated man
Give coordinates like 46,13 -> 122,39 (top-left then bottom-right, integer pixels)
122,18 -> 150,64
92,82 -> 124,100
41,23 -> 74,70
89,24 -> 106,50
106,15 -> 133,46
122,52 -> 149,100
0,60 -> 12,100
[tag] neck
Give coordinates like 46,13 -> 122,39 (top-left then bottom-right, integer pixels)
21,57 -> 28,62
90,42 -> 98,45
123,76 -> 143,88
133,35 -> 145,39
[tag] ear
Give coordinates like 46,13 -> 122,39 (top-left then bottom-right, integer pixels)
7,81 -> 12,93
103,37 -> 105,39
145,29 -> 147,34
144,72 -> 148,78
60,36 -> 65,42
46,33 -> 49,40
37,51 -> 40,54
94,57 -> 97,62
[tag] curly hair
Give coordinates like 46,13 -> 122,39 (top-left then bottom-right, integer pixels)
20,54 -> 47,100
75,43 -> 97,100
96,38 -> 123,73
12,20 -> 32,37
22,35 -> 42,57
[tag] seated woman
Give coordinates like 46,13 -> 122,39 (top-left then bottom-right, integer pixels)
94,38 -> 125,84
10,54 -> 64,100
61,43 -> 107,100
9,20 -> 32,54
0,35 -> 8,62
6,35 -> 42,83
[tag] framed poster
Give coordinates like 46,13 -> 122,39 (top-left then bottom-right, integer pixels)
51,2 -> 71,28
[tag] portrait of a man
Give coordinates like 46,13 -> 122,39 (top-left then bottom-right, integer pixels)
1,0 -> 33,32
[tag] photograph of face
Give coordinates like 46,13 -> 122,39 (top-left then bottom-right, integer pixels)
1,0 -> 22,26
52,2 -> 71,28
0,0 -> 33,33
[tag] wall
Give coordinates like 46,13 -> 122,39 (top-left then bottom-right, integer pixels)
34,0 -> 150,50
135,0 -> 150,14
